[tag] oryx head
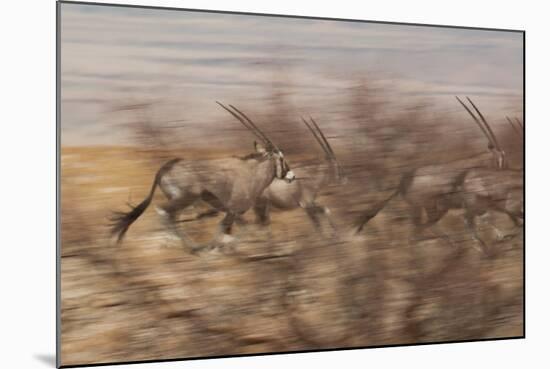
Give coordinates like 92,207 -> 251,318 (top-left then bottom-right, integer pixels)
217,102 -> 295,183
254,141 -> 295,183
301,116 -> 347,184
456,96 -> 507,170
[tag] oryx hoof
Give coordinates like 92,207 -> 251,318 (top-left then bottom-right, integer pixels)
219,234 -> 237,244
213,240 -> 237,255
190,245 -> 213,255
155,206 -> 169,218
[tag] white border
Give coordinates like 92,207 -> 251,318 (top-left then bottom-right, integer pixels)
2,1 -> 546,368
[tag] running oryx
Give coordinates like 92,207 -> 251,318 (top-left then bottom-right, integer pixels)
193,116 -> 345,235
109,102 -> 295,253
355,97 -> 523,255
252,117 -> 345,235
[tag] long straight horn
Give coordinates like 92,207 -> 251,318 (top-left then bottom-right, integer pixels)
506,116 -> 521,135
309,117 -> 337,160
514,118 -> 523,137
228,104 -> 279,151
466,97 -> 502,151
515,122 -> 523,135
456,96 -> 494,148
301,117 -> 330,158
309,117 -> 344,178
216,101 -> 267,144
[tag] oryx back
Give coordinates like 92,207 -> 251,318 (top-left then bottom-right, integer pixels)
403,163 -> 466,209
160,155 -> 277,214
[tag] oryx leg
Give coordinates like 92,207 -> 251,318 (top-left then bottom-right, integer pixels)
216,212 -> 241,251
249,198 -> 278,246
408,203 -> 423,236
195,209 -> 220,220
463,210 -> 488,255
220,212 -> 236,236
411,201 -> 453,247
303,204 -> 322,230
202,191 -> 252,240
182,191 -> 225,222
478,212 -> 506,241
189,212 -> 238,254
428,223 -> 456,248
406,205 -> 426,277
303,202 -> 337,235
481,205 -> 523,247
156,195 -> 199,252
177,208 -> 219,224
320,205 -> 337,233
254,197 -> 271,226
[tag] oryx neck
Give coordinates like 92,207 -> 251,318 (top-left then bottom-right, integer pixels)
250,154 -> 278,196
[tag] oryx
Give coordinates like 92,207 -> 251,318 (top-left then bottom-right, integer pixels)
193,116 -> 345,235
252,117 -> 345,234
110,102 -> 295,253
355,97 -> 523,255
197,117 -> 345,234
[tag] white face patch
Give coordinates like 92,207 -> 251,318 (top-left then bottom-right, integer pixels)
285,170 -> 295,182
272,151 -> 293,181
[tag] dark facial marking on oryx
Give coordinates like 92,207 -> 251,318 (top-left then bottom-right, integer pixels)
238,145 -> 294,183
274,150 -> 293,182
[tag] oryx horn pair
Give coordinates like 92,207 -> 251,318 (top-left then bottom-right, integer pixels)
456,96 -> 503,152
216,101 -> 280,152
301,116 -> 344,178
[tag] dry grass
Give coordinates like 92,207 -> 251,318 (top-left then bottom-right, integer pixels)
60,137 -> 523,366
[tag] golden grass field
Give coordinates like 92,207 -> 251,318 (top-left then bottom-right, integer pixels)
60,143 -> 523,366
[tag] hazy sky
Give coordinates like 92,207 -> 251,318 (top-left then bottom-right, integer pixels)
60,3 -> 523,146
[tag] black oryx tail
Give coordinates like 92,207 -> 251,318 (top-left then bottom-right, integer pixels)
109,158 -> 181,243
354,169 -> 416,234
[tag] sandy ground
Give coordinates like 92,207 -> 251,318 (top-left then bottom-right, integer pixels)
59,145 -> 523,366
